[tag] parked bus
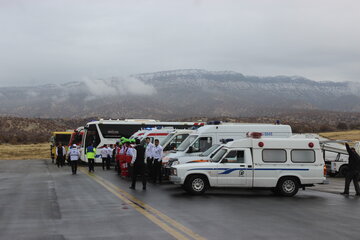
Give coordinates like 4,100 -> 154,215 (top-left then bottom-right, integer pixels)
68,126 -> 85,147
80,119 -> 204,162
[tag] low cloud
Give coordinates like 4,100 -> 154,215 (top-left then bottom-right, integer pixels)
82,76 -> 156,99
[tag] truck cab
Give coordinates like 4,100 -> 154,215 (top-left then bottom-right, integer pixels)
170,137 -> 326,197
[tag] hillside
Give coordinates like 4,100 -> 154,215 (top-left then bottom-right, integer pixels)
1,69 -> 360,119
0,117 -> 90,144
1,110 -> 360,144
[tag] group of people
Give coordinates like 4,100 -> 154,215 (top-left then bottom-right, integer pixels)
112,137 -> 164,190
57,139 -> 360,194
81,136 -> 164,190
55,143 -> 81,175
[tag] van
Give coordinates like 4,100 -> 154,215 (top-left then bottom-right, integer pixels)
160,129 -> 195,154
170,137 -> 326,196
138,128 -> 175,144
163,124 -> 292,163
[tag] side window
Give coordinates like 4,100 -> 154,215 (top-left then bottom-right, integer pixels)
262,149 -> 287,163
223,150 -> 245,163
291,150 -> 315,163
192,137 -> 212,153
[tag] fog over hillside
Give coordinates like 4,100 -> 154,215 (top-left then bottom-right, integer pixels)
1,69 -> 360,119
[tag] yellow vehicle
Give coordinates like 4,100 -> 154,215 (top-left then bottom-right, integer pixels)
50,131 -> 73,163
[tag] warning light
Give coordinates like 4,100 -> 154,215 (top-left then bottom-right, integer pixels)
308,142 -> 314,148
258,142 -> 264,147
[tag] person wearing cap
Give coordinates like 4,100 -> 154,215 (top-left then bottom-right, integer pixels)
69,144 -> 80,174
144,137 -> 154,179
130,139 -> 147,190
86,143 -> 96,173
122,139 -> 135,178
152,139 -> 164,184
101,144 -> 109,170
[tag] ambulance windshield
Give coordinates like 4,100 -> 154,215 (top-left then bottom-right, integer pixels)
160,133 -> 174,146
200,144 -> 220,156
211,149 -> 227,162
177,135 -> 198,151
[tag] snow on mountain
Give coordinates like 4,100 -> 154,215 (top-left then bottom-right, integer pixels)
0,69 -> 359,119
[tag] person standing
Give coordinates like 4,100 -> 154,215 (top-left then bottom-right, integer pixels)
107,144 -> 113,170
152,139 -> 163,184
69,144 -> 80,174
115,141 -> 122,175
86,143 -> 96,173
341,143 -> 360,196
56,143 -> 66,168
145,137 -> 154,178
122,140 -> 135,178
130,139 -> 147,190
101,144 -> 109,170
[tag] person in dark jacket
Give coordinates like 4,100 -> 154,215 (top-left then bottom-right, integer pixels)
129,139 -> 147,190
341,143 -> 360,196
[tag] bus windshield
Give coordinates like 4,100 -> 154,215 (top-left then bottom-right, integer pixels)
200,144 -> 220,157
84,124 -> 100,148
54,134 -> 71,146
177,135 -> 198,151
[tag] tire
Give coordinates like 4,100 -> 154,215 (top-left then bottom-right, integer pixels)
184,175 -> 208,195
277,177 -> 299,197
339,165 -> 349,177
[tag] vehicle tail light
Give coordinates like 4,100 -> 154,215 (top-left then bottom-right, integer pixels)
323,165 -> 327,177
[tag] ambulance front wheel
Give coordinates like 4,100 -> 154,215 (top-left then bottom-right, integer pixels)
277,177 -> 299,197
184,175 -> 209,195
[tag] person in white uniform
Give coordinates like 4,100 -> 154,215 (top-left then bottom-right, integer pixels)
152,139 -> 163,184
69,144 -> 80,174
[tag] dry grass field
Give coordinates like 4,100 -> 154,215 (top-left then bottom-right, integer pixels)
319,130 -> 360,142
0,143 -> 50,160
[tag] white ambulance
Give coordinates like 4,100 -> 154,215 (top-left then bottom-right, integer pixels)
163,123 -> 292,164
138,128 -> 175,144
169,137 -> 326,197
160,129 -> 195,154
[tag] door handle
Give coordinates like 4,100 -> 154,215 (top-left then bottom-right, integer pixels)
240,165 -> 245,167
248,165 -> 252,168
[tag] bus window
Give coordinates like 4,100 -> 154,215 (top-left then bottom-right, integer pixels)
85,124 -> 100,148
98,124 -> 127,138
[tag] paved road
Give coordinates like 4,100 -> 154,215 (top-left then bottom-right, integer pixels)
0,160 -> 359,240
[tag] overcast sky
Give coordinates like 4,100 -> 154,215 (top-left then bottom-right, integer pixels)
0,0 -> 359,86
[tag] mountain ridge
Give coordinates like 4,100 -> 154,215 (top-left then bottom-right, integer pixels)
1,69 -> 360,119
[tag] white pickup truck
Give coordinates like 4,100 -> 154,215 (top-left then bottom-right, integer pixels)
170,137 -> 326,197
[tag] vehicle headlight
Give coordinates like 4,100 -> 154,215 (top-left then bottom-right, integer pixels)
171,168 -> 177,176
171,160 -> 179,166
